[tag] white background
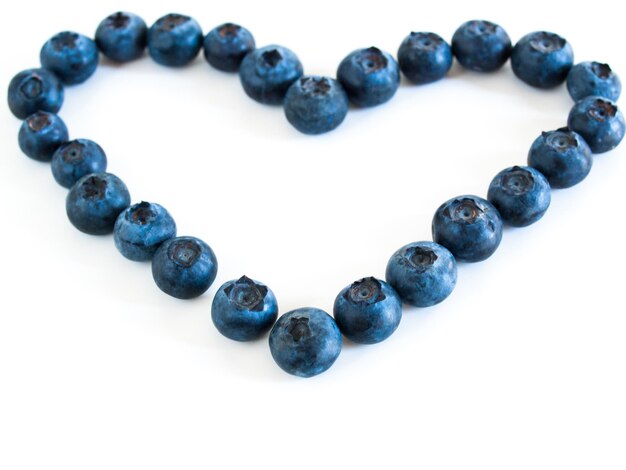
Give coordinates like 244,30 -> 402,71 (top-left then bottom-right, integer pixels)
1,1 -> 624,468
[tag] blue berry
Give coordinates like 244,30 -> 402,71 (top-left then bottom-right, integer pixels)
203,23 -> 255,72
337,47 -> 400,107
8,68 -> 64,119
95,11 -> 147,62
511,31 -> 573,89
451,20 -> 511,72
269,307 -> 342,378
528,128 -> 592,188
333,277 -> 401,344
567,62 -> 621,102
487,166 -> 551,227
397,32 -> 452,84
211,276 -> 278,341
284,76 -> 349,134
385,241 -> 457,307
51,139 -> 107,188
147,13 -> 203,67
567,96 -> 625,154
18,111 -> 68,162
151,236 -> 218,299
40,32 -> 99,85
66,172 -> 130,235
432,195 -> 503,263
113,202 -> 176,261
239,45 -> 303,105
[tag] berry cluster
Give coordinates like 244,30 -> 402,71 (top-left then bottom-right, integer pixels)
7,13 -> 625,377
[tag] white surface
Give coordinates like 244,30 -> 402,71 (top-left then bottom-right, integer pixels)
1,1 -> 625,469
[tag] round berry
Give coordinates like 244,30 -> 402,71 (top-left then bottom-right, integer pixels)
95,11 -> 147,62
147,13 -> 203,67
18,111 -> 68,162
451,20 -> 512,72
51,139 -> 107,188
203,23 -> 255,72
40,31 -> 99,85
7,68 -> 64,119
567,96 -> 625,154
397,32 -> 452,84
566,61 -> 621,102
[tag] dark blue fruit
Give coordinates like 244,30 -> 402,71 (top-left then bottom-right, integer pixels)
333,277 -> 401,344
147,13 -> 203,67
511,31 -> 573,88
567,96 -> 625,154
283,76 -> 349,134
451,20 -> 512,72
211,276 -> 278,341
18,111 -> 68,162
40,31 -> 99,85
487,166 -> 551,227
397,32 -> 452,84
432,195 -> 503,262
151,236 -> 218,299
66,172 -> 130,235
385,241 -> 457,307
114,201 -> 176,261
8,68 -> 64,119
239,45 -> 303,105
95,11 -> 148,62
51,139 -> 107,188
203,23 -> 255,72
337,47 -> 400,107
269,307 -> 342,378
566,61 -> 621,102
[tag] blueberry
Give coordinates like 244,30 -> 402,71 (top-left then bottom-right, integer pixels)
528,128 -> 592,188
66,172 -> 130,235
283,76 -> 349,134
269,307 -> 342,378
211,276 -> 278,341
487,166 -> 551,227
151,236 -> 218,299
239,45 -> 303,105
95,11 -> 147,62
385,241 -> 457,307
397,32 -> 452,84
7,68 -> 64,119
18,111 -> 68,162
203,23 -> 255,72
113,202 -> 176,261
566,62 -> 621,102
432,195 -> 503,263
51,139 -> 107,188
40,31 -> 99,85
511,31 -> 574,89
337,47 -> 400,107
333,277 -> 401,344
147,13 -> 203,67
451,20 -> 512,72
567,96 -> 625,154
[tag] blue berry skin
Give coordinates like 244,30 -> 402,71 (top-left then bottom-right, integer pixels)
211,276 -> 278,341
95,11 -> 147,62
203,23 -> 255,72
567,97 -> 625,154
147,14 -> 203,67
8,68 -> 64,119
66,172 -> 130,235
269,307 -> 342,378
432,196 -> 503,263
239,45 -> 303,105
511,31 -> 574,89
51,139 -> 107,188
40,32 -> 99,85
451,20 -> 512,72
528,128 -> 592,188
151,236 -> 218,299
284,76 -> 349,134
385,241 -> 457,308
18,111 -> 68,162
397,32 -> 452,84
337,47 -> 400,107
567,62 -> 621,102
113,202 -> 177,261
487,166 -> 551,227
333,277 -> 401,344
